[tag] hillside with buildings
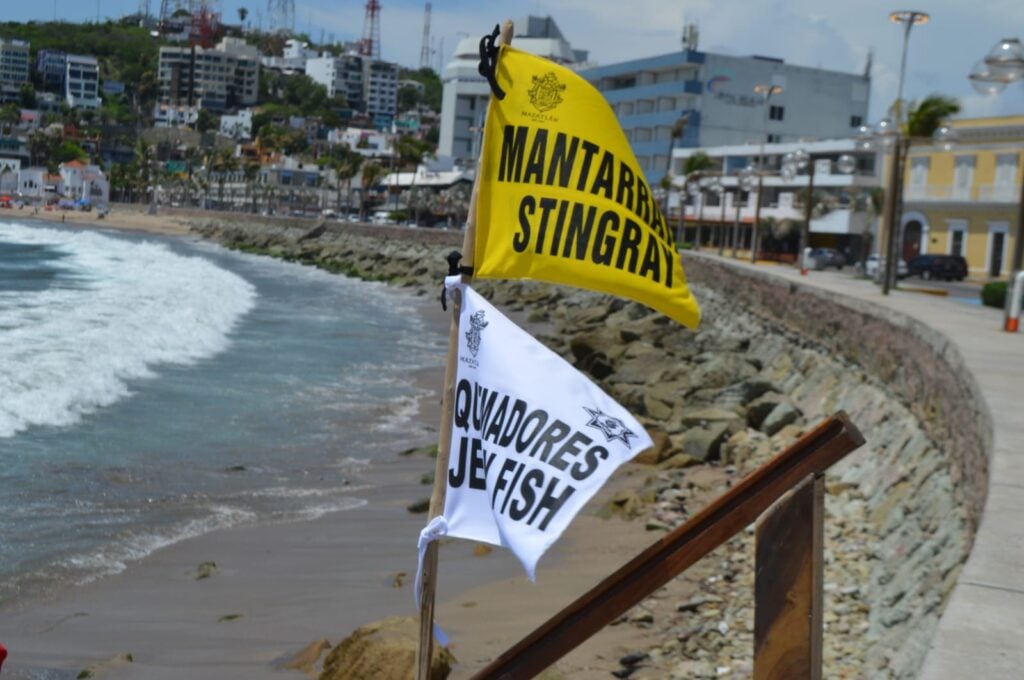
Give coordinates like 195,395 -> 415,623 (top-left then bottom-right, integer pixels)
0,10 -> 1017,284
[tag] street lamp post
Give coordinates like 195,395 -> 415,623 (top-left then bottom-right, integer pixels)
969,37 -> 1024,330
881,10 -> 929,294
733,167 -> 755,257
751,84 -> 784,263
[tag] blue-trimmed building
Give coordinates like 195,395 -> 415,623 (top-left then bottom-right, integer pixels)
580,50 -> 870,185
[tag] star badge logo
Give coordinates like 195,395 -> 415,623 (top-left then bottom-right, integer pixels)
583,407 -> 637,448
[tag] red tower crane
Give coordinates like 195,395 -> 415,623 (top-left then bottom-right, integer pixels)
359,0 -> 382,60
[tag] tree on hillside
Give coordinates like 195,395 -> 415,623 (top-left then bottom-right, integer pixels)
319,145 -> 363,214
238,7 -> 249,24
0,103 -> 19,136
243,161 -> 260,213
133,138 -> 153,203
212,148 -> 239,210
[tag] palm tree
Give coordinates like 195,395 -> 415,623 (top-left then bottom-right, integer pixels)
0,103 -> 20,136
904,95 -> 960,140
243,162 -> 260,213
888,95 -> 961,269
134,139 -> 153,205
332,150 -> 363,215
213,149 -> 239,210
679,151 -> 713,245
359,161 -> 386,221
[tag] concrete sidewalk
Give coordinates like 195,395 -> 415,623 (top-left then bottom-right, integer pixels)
703,255 -> 1024,678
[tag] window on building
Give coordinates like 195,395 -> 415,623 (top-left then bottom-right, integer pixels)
947,220 -> 966,257
850,115 -> 863,127
769,105 -> 784,121
620,101 -> 634,116
635,128 -> 652,142
766,134 -> 781,143
636,99 -> 653,114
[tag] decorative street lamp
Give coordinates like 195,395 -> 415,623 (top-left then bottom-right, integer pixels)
780,149 -> 857,273
867,10 -> 930,294
732,166 -> 756,258
969,36 -> 1024,330
751,84 -> 784,263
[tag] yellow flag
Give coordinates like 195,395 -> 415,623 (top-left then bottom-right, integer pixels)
475,46 -> 701,329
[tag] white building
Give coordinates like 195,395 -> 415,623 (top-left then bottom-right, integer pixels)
439,16 -> 589,163
220,108 -> 253,140
153,103 -> 199,128
157,37 -> 260,114
59,160 -> 110,206
672,138 -> 880,257
306,53 -> 365,110
0,38 -> 30,103
260,38 -> 319,75
65,54 -> 102,109
326,127 -> 393,158
365,60 -> 399,129
16,167 -> 47,199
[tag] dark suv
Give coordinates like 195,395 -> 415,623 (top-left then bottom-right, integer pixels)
907,255 -> 968,281
808,248 -> 846,270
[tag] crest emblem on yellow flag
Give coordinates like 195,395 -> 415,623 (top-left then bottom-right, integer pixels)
474,46 -> 701,329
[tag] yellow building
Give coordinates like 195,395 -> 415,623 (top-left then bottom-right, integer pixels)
901,114 -> 1023,280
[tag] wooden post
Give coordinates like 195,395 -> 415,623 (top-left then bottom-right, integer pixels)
754,473 -> 825,680
415,20 -> 514,680
470,413 -> 863,679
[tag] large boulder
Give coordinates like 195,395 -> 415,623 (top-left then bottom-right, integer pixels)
677,421 -> 732,461
634,428 -> 673,465
319,617 -> 454,680
746,392 -> 787,429
761,400 -> 803,436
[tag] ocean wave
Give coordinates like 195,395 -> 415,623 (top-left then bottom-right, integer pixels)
0,222 -> 257,437
58,504 -> 260,583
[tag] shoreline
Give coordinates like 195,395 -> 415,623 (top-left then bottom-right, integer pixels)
1,208 -> 967,678
0,209 -> 679,678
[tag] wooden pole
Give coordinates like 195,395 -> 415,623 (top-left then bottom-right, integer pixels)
415,20 -> 514,680
753,473 -> 825,680
470,413 -> 863,679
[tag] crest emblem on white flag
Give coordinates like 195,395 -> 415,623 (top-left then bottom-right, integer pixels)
440,277 -> 653,579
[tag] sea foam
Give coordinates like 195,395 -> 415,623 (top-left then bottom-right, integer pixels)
0,222 -> 257,437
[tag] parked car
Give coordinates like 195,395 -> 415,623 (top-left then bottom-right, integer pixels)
859,255 -> 909,279
808,247 -> 846,270
906,254 -> 968,281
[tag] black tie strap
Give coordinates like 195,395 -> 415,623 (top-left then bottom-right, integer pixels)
440,250 -> 463,311
478,25 -> 506,100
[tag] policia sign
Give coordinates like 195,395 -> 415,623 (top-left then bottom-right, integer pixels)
440,279 -> 652,578
475,46 -> 702,330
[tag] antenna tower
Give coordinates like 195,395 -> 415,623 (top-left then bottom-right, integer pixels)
419,2 -> 432,69
359,0 -> 382,60
157,0 -> 173,30
266,0 -> 295,33
190,0 -> 221,48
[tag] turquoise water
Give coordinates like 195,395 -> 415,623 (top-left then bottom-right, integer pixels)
0,221 -> 445,606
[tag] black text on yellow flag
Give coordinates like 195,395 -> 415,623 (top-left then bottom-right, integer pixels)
474,46 -> 701,329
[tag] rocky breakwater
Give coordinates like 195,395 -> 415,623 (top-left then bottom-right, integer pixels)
192,217 -> 968,679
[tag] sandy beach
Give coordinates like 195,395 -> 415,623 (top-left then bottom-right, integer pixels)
0,207 -> 681,679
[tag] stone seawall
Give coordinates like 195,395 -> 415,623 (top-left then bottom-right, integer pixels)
193,219 -> 979,678
683,253 -> 990,529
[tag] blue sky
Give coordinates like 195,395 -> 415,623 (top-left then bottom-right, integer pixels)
8,0 -> 1024,121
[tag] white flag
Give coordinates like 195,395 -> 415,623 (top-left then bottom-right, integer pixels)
438,277 -> 652,579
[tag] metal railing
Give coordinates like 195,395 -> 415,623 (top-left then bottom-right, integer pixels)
471,413 -> 865,679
